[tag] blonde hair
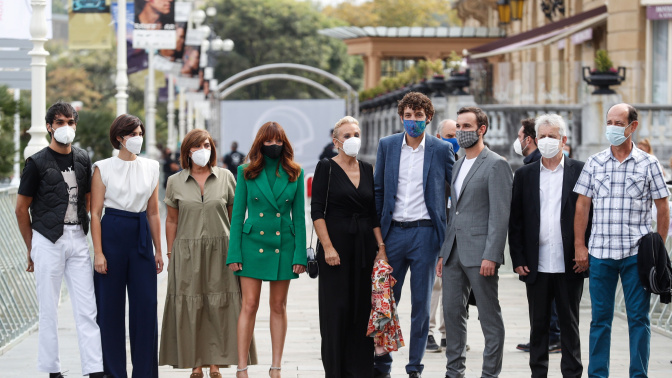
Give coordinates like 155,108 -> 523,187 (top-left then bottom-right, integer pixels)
333,116 -> 359,139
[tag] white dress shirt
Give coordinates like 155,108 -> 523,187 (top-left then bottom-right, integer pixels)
453,156 -> 477,202
392,133 -> 430,221
538,156 -> 565,273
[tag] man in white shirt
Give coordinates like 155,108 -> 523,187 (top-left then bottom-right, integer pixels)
508,114 -> 588,378
374,92 -> 455,378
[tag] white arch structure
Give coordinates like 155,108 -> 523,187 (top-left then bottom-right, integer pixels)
215,63 -> 358,117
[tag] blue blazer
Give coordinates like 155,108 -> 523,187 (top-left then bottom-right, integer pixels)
374,133 -> 455,243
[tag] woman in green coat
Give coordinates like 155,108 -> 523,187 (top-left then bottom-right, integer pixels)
227,121 -> 306,378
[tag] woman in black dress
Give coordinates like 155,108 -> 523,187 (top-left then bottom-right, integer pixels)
311,116 -> 387,378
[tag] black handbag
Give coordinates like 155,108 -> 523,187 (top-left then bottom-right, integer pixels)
307,160 -> 331,279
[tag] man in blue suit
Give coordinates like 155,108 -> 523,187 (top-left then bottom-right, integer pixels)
373,92 -> 455,378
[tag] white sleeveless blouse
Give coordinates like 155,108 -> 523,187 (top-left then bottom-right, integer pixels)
93,156 -> 160,213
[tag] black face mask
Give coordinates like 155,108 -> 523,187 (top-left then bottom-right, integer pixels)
261,144 -> 283,159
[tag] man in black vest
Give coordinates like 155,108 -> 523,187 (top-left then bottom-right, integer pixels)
15,102 -> 106,378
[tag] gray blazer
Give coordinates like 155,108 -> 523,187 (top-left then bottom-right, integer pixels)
440,147 -> 513,267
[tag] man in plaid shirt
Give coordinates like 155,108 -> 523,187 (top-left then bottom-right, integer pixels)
573,103 -> 670,378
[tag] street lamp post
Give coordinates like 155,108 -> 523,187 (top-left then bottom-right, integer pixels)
24,0 -> 50,159
146,50 -> 158,159
115,0 -> 129,116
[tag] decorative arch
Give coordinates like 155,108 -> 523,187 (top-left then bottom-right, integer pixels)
218,74 -> 340,100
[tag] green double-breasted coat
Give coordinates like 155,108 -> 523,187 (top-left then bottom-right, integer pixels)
226,162 -> 307,281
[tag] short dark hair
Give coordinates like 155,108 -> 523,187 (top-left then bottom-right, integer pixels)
397,92 -> 434,122
181,129 -> 217,169
109,114 -> 145,149
521,118 -> 536,145
608,103 -> 639,124
45,101 -> 78,125
457,106 -> 489,135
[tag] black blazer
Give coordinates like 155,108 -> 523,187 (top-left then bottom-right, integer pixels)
508,157 -> 591,284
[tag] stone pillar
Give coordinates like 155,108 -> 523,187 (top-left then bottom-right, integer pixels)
11,89 -> 21,186
145,50 -> 158,159
167,74 -> 176,150
24,0 -> 50,159
178,90 -> 186,143
578,94 -> 621,159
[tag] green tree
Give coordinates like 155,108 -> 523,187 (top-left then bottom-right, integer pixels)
209,0 -> 363,100
322,0 -> 461,27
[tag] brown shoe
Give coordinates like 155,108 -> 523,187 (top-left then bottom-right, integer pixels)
209,373 -> 222,378
190,371 -> 204,378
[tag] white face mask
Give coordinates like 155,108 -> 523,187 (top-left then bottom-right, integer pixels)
52,125 -> 76,145
537,137 -> 561,159
191,148 -> 211,167
122,136 -> 143,155
513,137 -> 527,156
337,137 -> 361,157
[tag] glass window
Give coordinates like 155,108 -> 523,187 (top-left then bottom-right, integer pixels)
652,19 -> 668,104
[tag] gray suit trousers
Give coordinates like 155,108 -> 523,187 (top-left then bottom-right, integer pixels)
442,247 -> 504,378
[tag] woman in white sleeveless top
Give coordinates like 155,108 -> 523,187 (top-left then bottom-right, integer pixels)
90,114 -> 163,378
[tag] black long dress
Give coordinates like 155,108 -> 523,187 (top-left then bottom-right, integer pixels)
311,158 -> 379,378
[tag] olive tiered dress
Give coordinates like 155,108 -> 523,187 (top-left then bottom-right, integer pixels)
159,167 -> 257,368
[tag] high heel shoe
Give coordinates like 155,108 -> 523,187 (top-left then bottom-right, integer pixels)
269,366 -> 281,377
209,372 -> 221,378
236,366 -> 248,378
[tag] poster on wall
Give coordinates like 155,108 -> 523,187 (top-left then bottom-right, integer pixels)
69,0 -> 111,49
72,0 -> 109,13
133,0 -> 176,49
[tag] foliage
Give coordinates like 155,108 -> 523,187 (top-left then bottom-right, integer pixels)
594,49 -> 614,73
322,0 -> 461,27
358,58 -> 448,101
0,87 -> 31,181
74,109 -> 118,163
209,0 -> 363,100
447,51 -> 462,71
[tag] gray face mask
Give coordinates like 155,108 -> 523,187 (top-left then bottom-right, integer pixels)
456,130 -> 479,149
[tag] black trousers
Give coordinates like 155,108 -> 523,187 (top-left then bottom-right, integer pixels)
526,273 -> 583,378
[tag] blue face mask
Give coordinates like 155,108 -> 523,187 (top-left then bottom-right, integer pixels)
562,150 -> 569,157
442,137 -> 460,153
605,123 -> 633,146
403,120 -> 427,138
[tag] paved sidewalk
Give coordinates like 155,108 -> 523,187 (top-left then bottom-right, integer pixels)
1,268 -> 671,377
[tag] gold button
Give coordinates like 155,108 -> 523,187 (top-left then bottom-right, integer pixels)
255,197 -> 259,201
259,248 -> 263,253
260,213 -> 264,217
285,199 -> 289,202
276,231 -> 280,236
260,231 -> 265,235
276,213 -> 281,217
275,249 -> 280,253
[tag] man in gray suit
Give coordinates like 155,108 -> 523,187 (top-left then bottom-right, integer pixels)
436,106 -> 513,378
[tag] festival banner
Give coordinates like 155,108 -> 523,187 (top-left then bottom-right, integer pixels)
69,0 -> 112,49
133,0 -> 176,49
0,0 -> 53,40
112,2 -> 148,74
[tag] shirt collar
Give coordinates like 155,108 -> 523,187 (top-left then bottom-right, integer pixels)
540,155 -> 565,172
401,132 -> 426,150
183,166 -> 218,182
600,142 -> 646,165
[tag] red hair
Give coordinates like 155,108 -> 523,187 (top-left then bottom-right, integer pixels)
244,122 -> 301,182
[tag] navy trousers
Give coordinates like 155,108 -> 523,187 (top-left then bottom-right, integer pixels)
374,224 -> 439,374
94,208 -> 158,378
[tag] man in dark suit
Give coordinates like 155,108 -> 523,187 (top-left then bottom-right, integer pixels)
374,92 -> 455,378
508,114 -> 590,378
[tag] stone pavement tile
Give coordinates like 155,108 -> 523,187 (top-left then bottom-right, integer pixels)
3,270 -> 672,377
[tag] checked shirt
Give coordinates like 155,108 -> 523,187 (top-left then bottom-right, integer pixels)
573,145 -> 669,260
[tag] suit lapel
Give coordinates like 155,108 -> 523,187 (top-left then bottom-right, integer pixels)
389,133 -> 403,196
257,168 -> 280,211
532,160 -> 541,222
422,135 -> 434,192
561,158 -> 572,212
457,148 -> 488,203
272,165 -> 289,199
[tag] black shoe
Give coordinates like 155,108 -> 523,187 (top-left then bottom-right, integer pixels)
49,374 -> 65,378
516,342 -> 530,352
466,344 -> 470,351
426,335 -> 441,352
440,338 -> 446,348
374,370 -> 391,378
549,342 -> 561,354
89,373 -> 108,378
409,372 -> 422,378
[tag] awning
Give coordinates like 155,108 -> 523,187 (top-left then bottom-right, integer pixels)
469,5 -> 607,59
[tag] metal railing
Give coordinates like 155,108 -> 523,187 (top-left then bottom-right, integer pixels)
0,186 -> 38,351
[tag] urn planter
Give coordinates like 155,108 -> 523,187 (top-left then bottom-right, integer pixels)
582,66 -> 626,95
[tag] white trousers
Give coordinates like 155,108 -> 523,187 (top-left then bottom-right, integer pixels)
32,225 -> 103,375
429,274 -> 445,338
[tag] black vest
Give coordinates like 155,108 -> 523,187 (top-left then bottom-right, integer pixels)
28,146 -> 91,243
